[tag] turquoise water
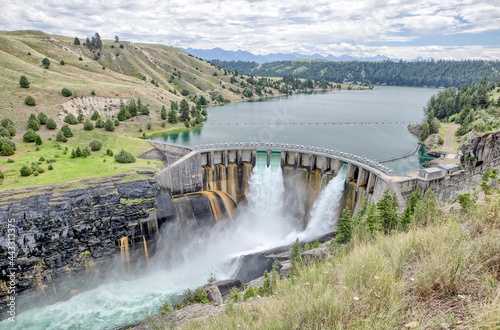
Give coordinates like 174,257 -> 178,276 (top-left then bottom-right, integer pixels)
153,86 -> 440,174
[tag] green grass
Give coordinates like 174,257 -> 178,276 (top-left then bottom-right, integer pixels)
0,125 -> 161,190
133,123 -> 188,139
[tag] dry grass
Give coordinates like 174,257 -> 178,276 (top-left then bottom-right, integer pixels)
184,194 -> 500,329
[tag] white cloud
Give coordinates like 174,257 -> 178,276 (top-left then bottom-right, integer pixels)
0,0 -> 498,59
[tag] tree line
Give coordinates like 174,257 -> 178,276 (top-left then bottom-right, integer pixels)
212,59 -> 500,88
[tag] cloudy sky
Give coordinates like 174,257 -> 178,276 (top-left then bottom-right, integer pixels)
1,0 -> 499,60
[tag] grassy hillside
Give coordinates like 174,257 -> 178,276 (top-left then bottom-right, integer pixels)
0,30 -> 310,190
184,191 -> 500,329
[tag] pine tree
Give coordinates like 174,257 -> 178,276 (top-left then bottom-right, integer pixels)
35,134 -> 42,145
73,37 -> 80,45
161,105 -> 167,120
167,107 -> 178,123
94,33 -> 102,49
377,189 -> 399,232
28,114 -> 40,131
179,99 -> 190,121
335,207 -> 352,244
365,203 -> 381,234
128,99 -> 137,117
400,188 -> 422,229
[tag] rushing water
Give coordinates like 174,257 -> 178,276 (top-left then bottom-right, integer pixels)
2,152 -> 347,330
153,86 -> 440,174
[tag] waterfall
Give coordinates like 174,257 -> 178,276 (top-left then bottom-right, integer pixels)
298,164 -> 347,240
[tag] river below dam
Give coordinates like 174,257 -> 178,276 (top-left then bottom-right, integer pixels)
153,85 -> 440,174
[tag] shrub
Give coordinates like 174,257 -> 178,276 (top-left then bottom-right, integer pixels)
0,142 -> 15,156
184,120 -> 190,128
89,140 -> 102,151
46,118 -> 57,129
35,135 -> 42,145
7,158 -> 14,163
61,88 -> 72,97
61,124 -> 73,137
243,286 -> 256,300
25,96 -> 36,106
91,90 -> 96,96
20,165 -> 33,176
64,113 -> 78,125
147,123 -> 152,130
42,57 -> 50,68
48,164 -> 54,170
90,111 -> 101,121
79,57 -> 83,61
115,149 -> 135,163
106,149 -> 114,156
1,118 -> 13,128
37,112 -> 48,125
60,60 -> 65,65
6,125 -> 16,137
104,119 -> 115,131
181,89 -> 190,96
0,127 -> 9,139
19,75 -> 30,88
95,118 -> 105,128
83,119 -> 94,130
0,171 -> 3,180
140,105 -> 150,115
56,130 -> 67,142
114,119 -> 119,126
119,44 -> 124,49
23,129 -> 37,142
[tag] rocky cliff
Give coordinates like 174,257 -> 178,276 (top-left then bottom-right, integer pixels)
460,131 -> 500,164
0,172 -> 159,318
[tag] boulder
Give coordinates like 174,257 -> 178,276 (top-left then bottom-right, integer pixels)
215,279 -> 242,298
204,283 -> 223,305
301,247 -> 332,265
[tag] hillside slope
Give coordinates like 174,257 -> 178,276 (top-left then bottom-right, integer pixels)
0,30 -> 256,129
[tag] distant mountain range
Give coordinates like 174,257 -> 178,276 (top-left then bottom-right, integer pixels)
181,47 -> 417,63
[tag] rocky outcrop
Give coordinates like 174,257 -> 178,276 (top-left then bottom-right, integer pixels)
407,124 -> 422,137
0,173 -> 159,318
460,131 -> 500,164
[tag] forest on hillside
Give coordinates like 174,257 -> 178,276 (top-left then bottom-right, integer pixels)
212,59 -> 500,88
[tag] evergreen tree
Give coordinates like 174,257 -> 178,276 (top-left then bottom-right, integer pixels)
161,105 -> 167,120
46,118 -> 57,129
83,119 -> 94,130
290,238 -> 303,274
117,103 -> 131,121
104,119 -> 115,131
400,187 -> 422,229
115,36 -> 119,42
94,33 -> 102,49
28,114 -> 40,131
61,124 -> 73,137
335,208 -> 352,244
167,107 -> 178,123
35,134 -> 42,145
23,129 -> 37,142
42,57 -> 50,68
37,112 -> 48,125
365,203 -> 381,234
75,146 -> 82,157
179,99 -> 190,121
128,99 -> 137,117
90,110 -> 101,121
56,130 -> 67,142
377,189 -> 399,232
73,37 -> 80,45
85,37 -> 91,47
19,75 -> 29,88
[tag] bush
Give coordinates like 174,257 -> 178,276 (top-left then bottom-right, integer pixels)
0,142 -> 15,156
61,88 -> 72,97
90,111 -> 101,121
19,75 -> 30,88
23,129 -> 37,142
1,118 -> 13,128
5,125 -> 15,137
46,118 -> 57,129
56,130 -> 67,142
114,119 -> 119,126
42,57 -> 50,68
119,44 -> 124,49
60,60 -> 65,65
48,164 -> 54,170
25,96 -> 36,106
89,140 -> 102,151
35,135 -> 42,145
0,171 -> 3,180
104,119 -> 115,131
0,127 -> 10,139
20,165 -> 33,176
115,149 -> 135,163
181,89 -> 190,96
61,124 -> 73,137
64,113 -> 78,125
78,57 -> 83,61
95,118 -> 105,128
37,112 -> 48,125
91,90 -> 96,96
83,119 -> 94,130
106,149 -> 114,156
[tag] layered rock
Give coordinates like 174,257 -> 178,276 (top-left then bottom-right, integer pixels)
0,173 -> 159,318
460,131 -> 500,164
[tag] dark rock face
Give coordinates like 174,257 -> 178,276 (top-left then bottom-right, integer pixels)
0,173 -> 159,318
407,124 -> 422,137
460,132 -> 500,164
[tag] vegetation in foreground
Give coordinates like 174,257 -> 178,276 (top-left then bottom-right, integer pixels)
181,187 -> 500,329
